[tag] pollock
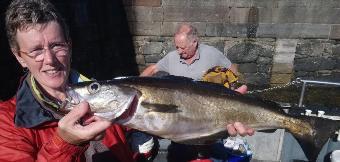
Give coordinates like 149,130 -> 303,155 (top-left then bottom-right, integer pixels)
63,76 -> 340,161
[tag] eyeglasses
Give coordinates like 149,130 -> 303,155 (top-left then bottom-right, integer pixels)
18,42 -> 70,62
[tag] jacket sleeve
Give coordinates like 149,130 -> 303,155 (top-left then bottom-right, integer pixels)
0,99 -> 87,162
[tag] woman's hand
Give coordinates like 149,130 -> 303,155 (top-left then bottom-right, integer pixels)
57,101 -> 111,145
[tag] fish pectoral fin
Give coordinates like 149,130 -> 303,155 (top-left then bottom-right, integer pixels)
141,102 -> 180,113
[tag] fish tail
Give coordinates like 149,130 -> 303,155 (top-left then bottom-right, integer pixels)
290,116 -> 340,161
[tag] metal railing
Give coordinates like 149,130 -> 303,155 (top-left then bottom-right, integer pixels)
297,78 -> 340,107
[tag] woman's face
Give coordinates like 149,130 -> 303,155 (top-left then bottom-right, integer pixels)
13,21 -> 71,94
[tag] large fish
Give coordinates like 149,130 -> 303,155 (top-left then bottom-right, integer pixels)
62,76 -> 340,161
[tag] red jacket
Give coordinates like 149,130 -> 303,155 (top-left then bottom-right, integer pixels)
0,97 -> 135,162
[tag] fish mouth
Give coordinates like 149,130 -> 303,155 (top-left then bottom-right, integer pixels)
61,87 -> 83,111
113,95 -> 139,122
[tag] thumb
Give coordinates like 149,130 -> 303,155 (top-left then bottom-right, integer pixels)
62,101 -> 90,124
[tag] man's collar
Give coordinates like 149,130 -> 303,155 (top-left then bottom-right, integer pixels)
179,44 -> 201,65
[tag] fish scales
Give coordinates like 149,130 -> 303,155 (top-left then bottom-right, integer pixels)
63,76 -> 340,161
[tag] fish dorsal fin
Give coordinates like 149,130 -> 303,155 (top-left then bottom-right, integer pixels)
141,102 -> 180,113
160,75 -> 194,82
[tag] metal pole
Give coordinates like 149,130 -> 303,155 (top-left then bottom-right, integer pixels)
296,79 -> 340,107
298,82 -> 307,107
298,79 -> 340,86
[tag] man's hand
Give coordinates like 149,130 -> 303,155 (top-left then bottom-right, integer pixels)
140,64 -> 158,77
235,85 -> 247,94
226,122 -> 255,137
57,101 -> 111,145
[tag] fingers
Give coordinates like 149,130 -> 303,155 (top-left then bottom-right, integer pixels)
83,117 -> 111,135
59,101 -> 90,126
226,123 -> 237,136
227,122 -> 255,137
247,127 -> 255,136
235,85 -> 248,94
57,101 -> 111,145
234,122 -> 247,136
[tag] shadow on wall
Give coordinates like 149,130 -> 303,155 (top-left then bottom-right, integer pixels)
0,0 -> 23,101
0,0 -> 138,100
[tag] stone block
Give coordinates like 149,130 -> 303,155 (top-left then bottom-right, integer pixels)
228,0 -> 254,7
316,70 -> 332,76
228,42 -> 273,62
330,25 -> 340,40
273,53 -> 295,64
239,63 -> 257,73
259,7 -> 340,24
336,58 -> 340,69
125,6 -> 162,22
162,0 -> 229,7
129,22 -> 161,36
189,0 -> 229,7
163,6 -> 228,22
228,8 -> 253,24
144,54 -> 162,63
331,71 -> 340,81
161,0 -> 191,6
272,63 -> 294,73
275,39 -> 298,53
257,57 -> 272,64
295,40 -> 328,57
319,58 -> 337,70
270,73 -> 293,84
123,0 -> 161,7
205,23 -> 248,37
256,23 -> 330,39
200,41 -> 225,54
258,64 -> 272,73
294,58 -> 320,72
299,24 -> 331,39
243,73 -> 269,86
277,0 -> 310,7
135,54 -> 145,65
327,0 -> 340,8
253,0 -> 278,8
160,22 -> 206,36
143,42 -> 164,54
333,45 -> 340,56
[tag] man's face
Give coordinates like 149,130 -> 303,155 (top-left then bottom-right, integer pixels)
14,21 -> 71,92
174,34 -> 197,60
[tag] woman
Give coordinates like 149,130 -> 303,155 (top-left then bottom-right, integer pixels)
0,0 -> 135,161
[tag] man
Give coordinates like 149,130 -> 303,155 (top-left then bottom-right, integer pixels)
141,23 -> 253,161
141,24 -> 247,94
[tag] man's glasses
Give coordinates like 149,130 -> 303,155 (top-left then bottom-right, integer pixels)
17,42 -> 70,62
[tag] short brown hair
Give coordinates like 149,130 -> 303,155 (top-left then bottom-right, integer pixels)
5,0 -> 70,50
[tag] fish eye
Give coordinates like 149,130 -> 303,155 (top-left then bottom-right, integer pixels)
87,82 -> 101,94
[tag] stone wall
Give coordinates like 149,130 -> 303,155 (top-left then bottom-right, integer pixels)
124,0 -> 340,86
1,0 -> 340,100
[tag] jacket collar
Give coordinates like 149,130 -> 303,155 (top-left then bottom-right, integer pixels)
15,70 -> 90,128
